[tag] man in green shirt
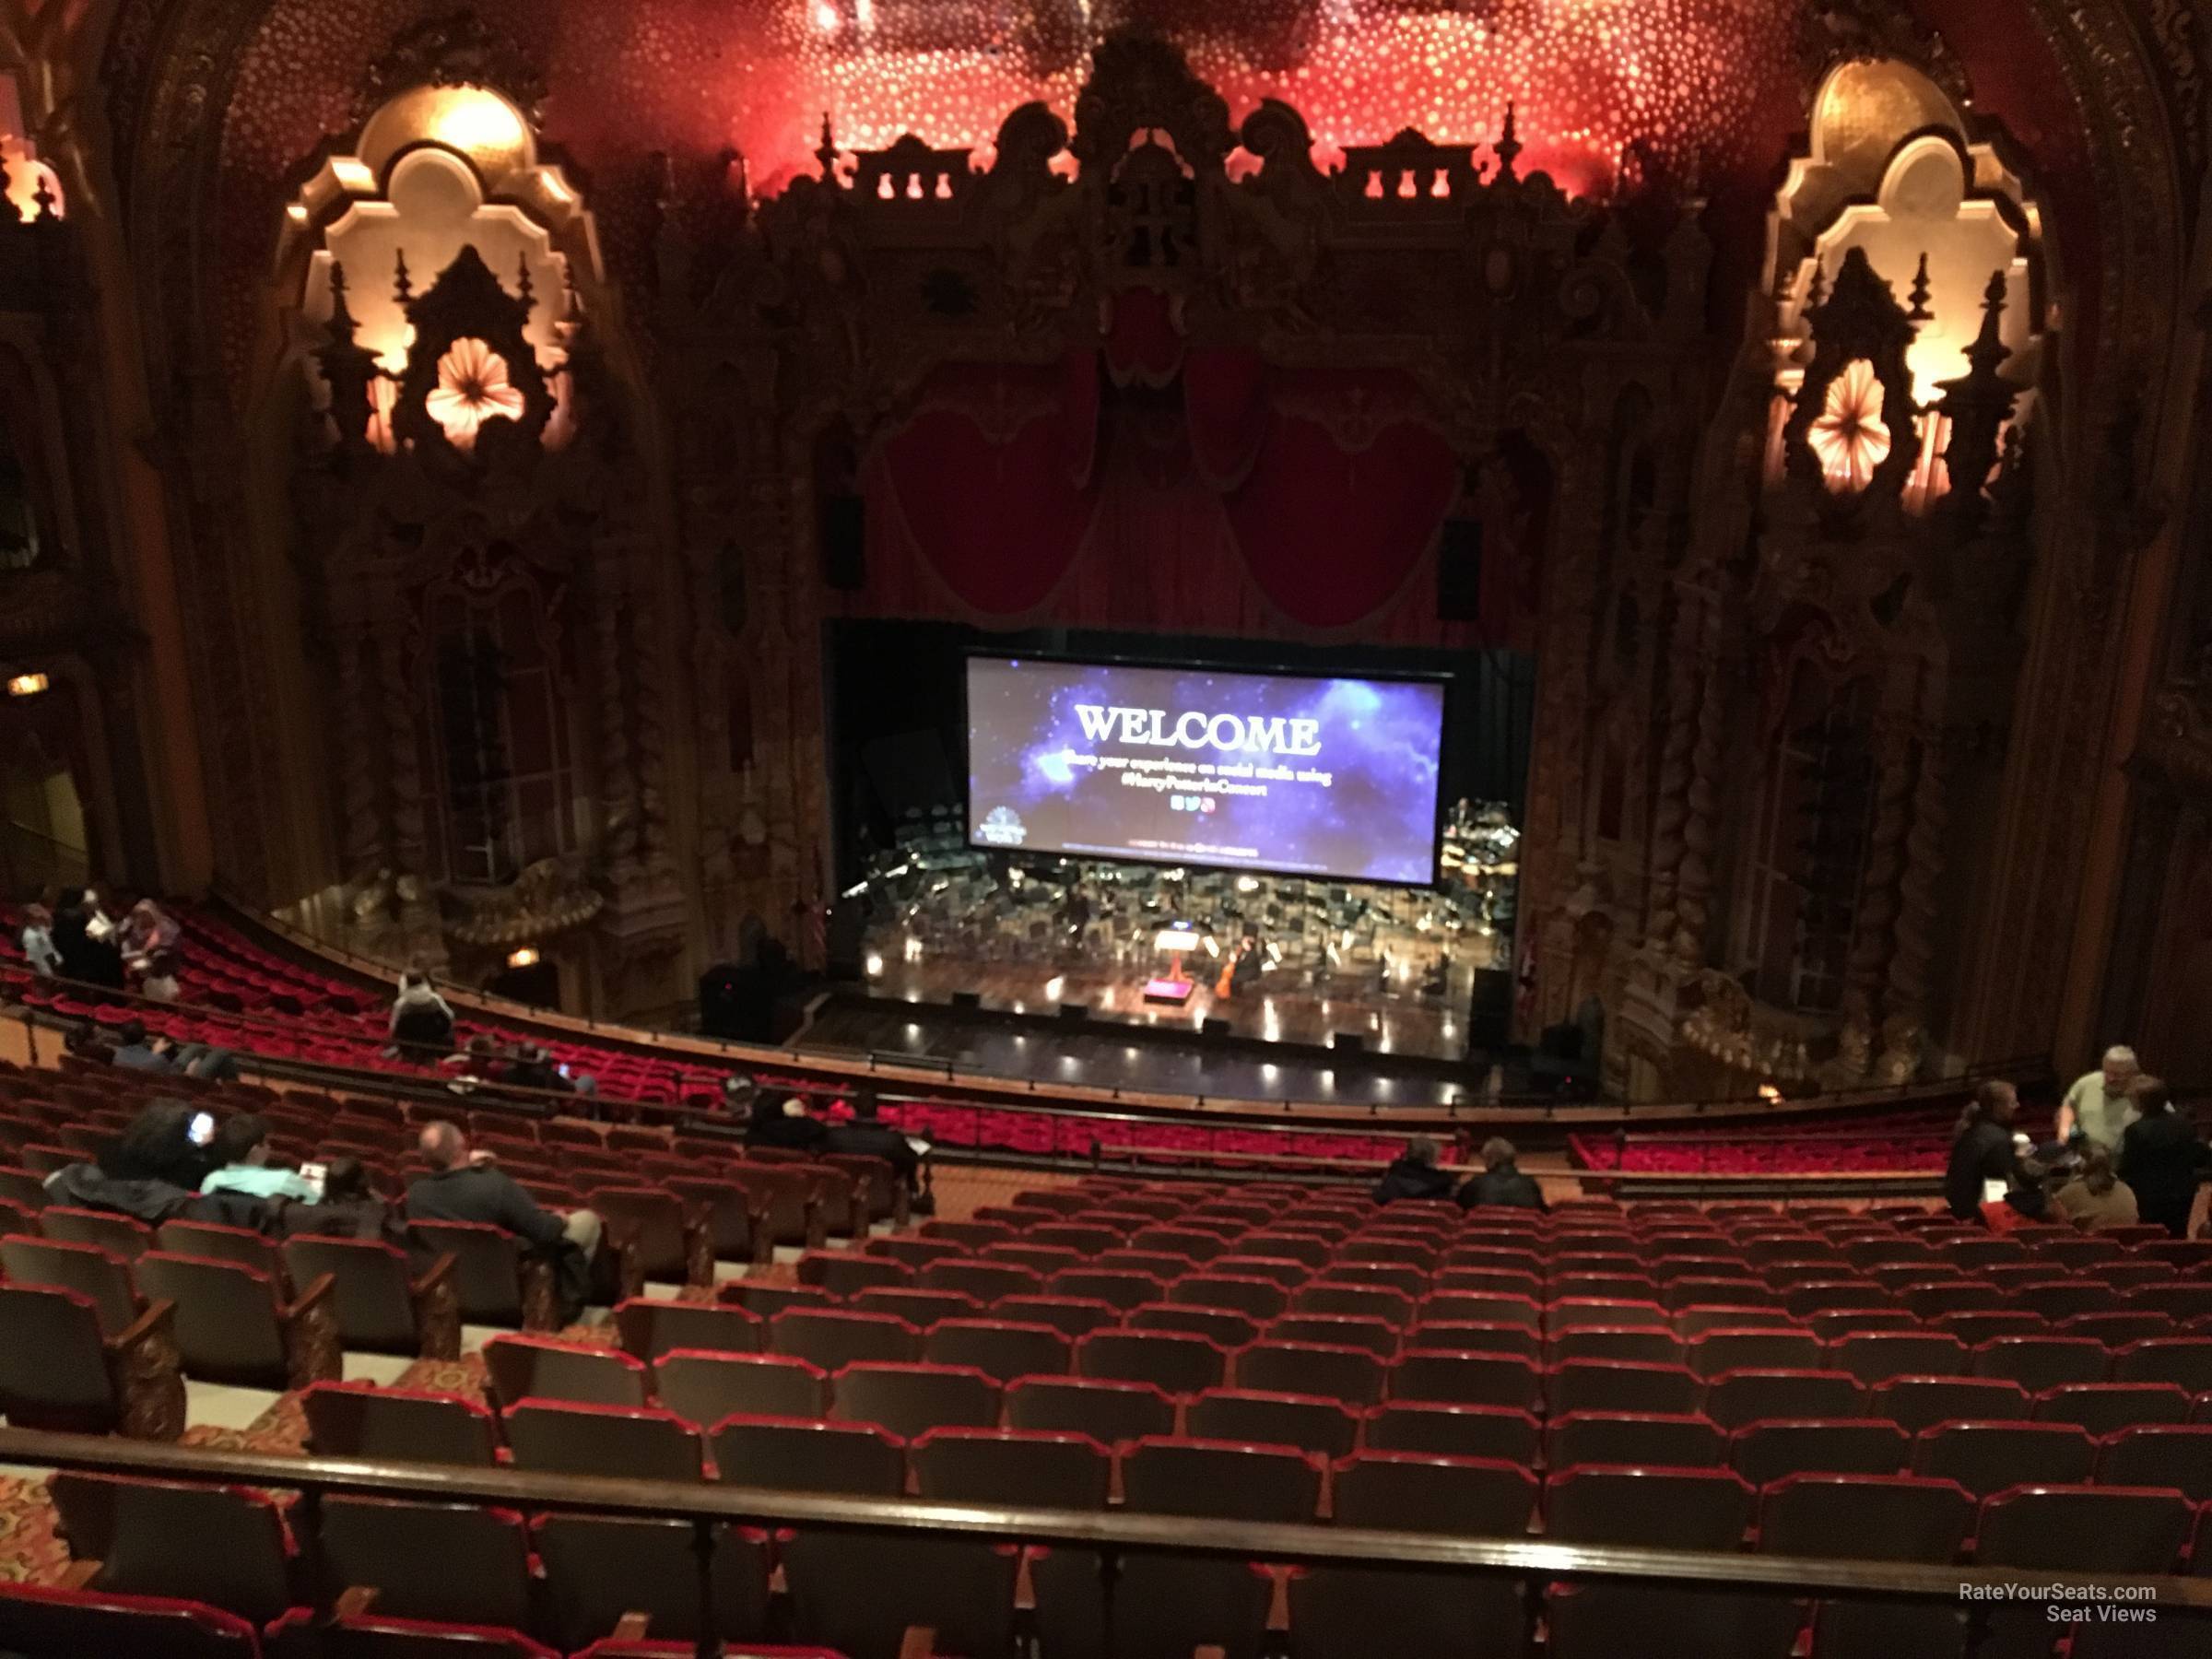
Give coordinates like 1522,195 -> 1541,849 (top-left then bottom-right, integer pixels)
199,1113 -> 320,1204
2059,1046 -> 2141,1148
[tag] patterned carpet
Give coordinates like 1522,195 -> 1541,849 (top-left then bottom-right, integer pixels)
0,1479 -> 66,1586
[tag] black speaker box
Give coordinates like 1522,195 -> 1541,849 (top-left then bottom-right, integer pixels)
1058,1003 -> 1088,1021
1436,516 -> 1484,623
1467,967 -> 1514,1047
1201,1018 -> 1232,1038
824,900 -> 865,981
949,990 -> 982,1011
1332,1030 -> 1367,1053
698,962 -> 775,1042
820,492 -> 865,591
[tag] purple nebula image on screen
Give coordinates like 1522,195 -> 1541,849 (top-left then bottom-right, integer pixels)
966,656 -> 1444,884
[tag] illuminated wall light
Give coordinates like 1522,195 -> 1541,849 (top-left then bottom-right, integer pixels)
506,947 -> 541,969
426,88 -> 530,162
6,672 -> 50,697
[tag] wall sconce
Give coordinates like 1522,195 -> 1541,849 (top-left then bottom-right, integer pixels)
507,947 -> 540,969
6,673 -> 49,698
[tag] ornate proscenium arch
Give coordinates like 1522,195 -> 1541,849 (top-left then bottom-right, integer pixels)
76,1 -> 2206,1077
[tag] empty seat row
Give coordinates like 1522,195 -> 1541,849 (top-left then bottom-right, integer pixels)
312,1358 -> 2212,1509
37,1454 -> 2212,1659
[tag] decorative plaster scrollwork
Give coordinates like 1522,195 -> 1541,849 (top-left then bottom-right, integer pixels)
356,9 -> 547,125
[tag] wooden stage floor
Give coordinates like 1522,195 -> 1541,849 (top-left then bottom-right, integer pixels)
855,952 -> 1476,1058
793,948 -> 1514,1105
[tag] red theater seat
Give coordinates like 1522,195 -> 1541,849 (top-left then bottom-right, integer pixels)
1912,1420 -> 2099,1499
476,1332 -> 642,1410
1073,1328 -> 1228,1396
0,1582 -> 259,1659
911,1426 -> 1112,1508
1727,1418 -> 1911,1487
614,1298 -> 765,1363
712,1415 -> 905,1497
1545,1359 -> 1702,1418
830,1360 -> 1001,1440
2033,1381 -> 2194,1436
1547,1410 -> 1727,1470
1360,1401 -> 1541,1465
533,1514 -> 771,1653
301,1381 -> 499,1466
655,1350 -> 830,1427
1758,1473 -> 1975,1657
503,1399 -> 706,1481
49,1471 -> 300,1627
1004,1375 -> 1177,1449
317,1496 -> 535,1631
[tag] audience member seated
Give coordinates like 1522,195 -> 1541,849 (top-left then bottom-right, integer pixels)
721,1072 -> 760,1126
502,1043 -> 567,1095
1458,1137 -> 1547,1211
100,1100 -> 221,1191
18,902 -> 58,978
281,1157 -> 404,1247
137,952 -> 181,1004
749,1096 -> 830,1155
2060,1043 -> 2140,1148
440,1035 -> 504,1095
199,1114 -> 319,1204
118,899 -> 182,982
42,1101 -> 223,1223
2052,1145 -> 2137,1230
1372,1136 -> 1455,1205
406,1122 -> 600,1313
108,1019 -> 236,1083
1945,1079 -> 2020,1222
827,1089 -> 928,1208
2117,1075 -> 2209,1239
385,969 -> 456,1058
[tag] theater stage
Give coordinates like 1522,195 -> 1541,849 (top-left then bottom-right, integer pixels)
791,951 -> 1524,1104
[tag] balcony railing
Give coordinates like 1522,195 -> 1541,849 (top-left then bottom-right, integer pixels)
3,1426 -> 2206,1659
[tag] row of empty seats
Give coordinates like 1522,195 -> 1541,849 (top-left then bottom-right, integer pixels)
37,1450 -> 2212,1657
309,1345 -> 2212,1505
0,1579 -> 812,1659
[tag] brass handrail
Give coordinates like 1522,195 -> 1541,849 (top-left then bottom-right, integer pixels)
5,1426 -> 2206,1608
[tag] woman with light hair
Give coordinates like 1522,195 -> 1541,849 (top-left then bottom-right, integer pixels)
2059,1046 -> 2141,1147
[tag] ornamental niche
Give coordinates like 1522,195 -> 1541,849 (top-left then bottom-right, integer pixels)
285,52 -> 684,1008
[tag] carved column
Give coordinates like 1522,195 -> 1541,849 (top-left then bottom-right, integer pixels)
1644,578 -> 1705,948
589,546 -> 641,879
624,539 -> 676,877
1674,589 -> 1730,965
1884,721 -> 1949,1055
370,601 -> 427,877
1845,709 -> 1917,1018
329,571 -> 386,881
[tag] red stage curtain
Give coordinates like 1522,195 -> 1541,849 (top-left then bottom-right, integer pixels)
871,351 -> 1100,616
866,341 -> 1464,634
1220,371 -> 1460,629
